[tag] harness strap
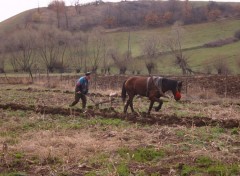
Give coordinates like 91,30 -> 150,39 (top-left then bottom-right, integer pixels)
152,76 -> 166,97
147,76 -> 168,98
146,77 -> 151,96
157,77 -> 164,95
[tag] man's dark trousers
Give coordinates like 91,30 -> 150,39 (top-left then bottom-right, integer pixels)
70,92 -> 87,109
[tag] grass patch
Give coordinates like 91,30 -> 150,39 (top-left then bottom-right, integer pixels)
87,153 -> 112,170
175,130 -> 185,137
0,173 -> 27,176
116,162 -> 130,176
196,156 -> 214,167
231,128 -> 239,135
185,126 -> 225,142
13,152 -> 24,159
181,156 -> 240,176
118,146 -> 165,163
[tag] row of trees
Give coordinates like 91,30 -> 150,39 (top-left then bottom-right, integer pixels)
0,22 -> 193,79
0,24 -> 239,79
42,0 -> 240,31
103,1 -> 240,28
0,25 -> 124,79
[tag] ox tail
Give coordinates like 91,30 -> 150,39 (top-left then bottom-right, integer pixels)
121,80 -> 127,103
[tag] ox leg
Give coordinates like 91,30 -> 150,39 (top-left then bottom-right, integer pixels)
148,100 -> 154,114
155,99 -> 163,112
148,97 -> 163,114
124,95 -> 132,113
124,100 -> 129,113
129,96 -> 135,113
124,95 -> 135,113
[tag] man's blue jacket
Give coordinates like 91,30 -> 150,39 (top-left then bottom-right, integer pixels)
75,76 -> 88,94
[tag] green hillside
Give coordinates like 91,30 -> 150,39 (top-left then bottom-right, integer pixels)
103,19 -> 240,74
105,19 -> 240,55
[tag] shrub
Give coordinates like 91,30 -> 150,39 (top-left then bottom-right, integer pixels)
214,58 -> 231,75
234,29 -> 240,39
0,57 -> 4,73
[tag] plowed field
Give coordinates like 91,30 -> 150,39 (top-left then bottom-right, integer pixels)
0,75 -> 239,175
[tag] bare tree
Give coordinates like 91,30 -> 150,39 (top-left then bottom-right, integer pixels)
69,32 -> 89,73
101,38 -> 112,75
128,57 -> 143,75
64,5 -> 69,29
0,45 -> 9,81
142,35 -> 161,75
164,22 -> 192,75
238,57 -> 240,70
58,30 -> 71,72
110,48 -> 129,75
0,40 -> 4,72
8,54 -> 19,72
204,65 -> 213,75
5,29 -> 38,82
182,0 -> 193,24
234,29 -> 240,40
88,28 -> 106,73
73,0 -> 81,15
48,0 -> 66,28
37,25 -> 71,76
109,30 -> 133,75
214,56 -> 231,75
0,51 -> 5,73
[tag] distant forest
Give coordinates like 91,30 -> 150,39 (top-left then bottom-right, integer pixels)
45,0 -> 240,31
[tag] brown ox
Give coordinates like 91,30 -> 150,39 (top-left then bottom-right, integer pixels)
121,76 -> 182,114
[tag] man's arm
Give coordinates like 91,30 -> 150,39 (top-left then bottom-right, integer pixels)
75,79 -> 83,93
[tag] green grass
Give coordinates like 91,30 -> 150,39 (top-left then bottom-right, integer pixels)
106,18 -> 240,52
0,109 -> 130,133
0,173 -> 27,176
116,162 -> 130,176
87,118 -> 128,127
118,146 -> 165,163
181,156 -> 240,176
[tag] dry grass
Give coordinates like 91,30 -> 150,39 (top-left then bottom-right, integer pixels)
185,84 -> 220,100
0,108 -> 239,175
17,127 -> 151,163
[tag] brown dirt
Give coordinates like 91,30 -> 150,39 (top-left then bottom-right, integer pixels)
0,103 -> 239,128
182,75 -> 240,98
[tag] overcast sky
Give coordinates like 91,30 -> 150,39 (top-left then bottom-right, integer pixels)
1,0 -> 240,22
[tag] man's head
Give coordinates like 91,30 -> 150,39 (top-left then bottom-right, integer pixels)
85,71 -> 91,80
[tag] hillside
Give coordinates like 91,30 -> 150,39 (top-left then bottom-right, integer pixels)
0,1 -> 240,75
1,0 -> 240,34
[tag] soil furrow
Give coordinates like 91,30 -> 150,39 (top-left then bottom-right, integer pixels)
0,103 -> 239,128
